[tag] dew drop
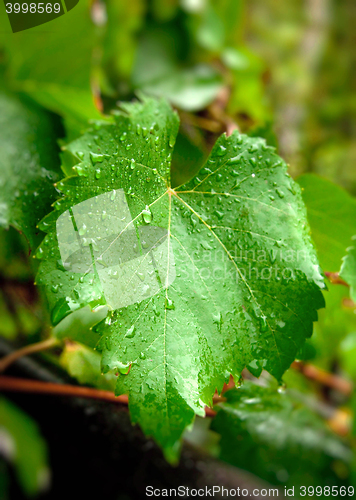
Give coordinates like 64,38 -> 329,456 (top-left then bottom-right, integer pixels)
165,298 -> 175,310
259,316 -> 268,332
142,206 -> 153,224
277,383 -> 287,394
276,188 -> 285,199
125,325 -> 135,338
228,155 -> 241,165
117,361 -> 131,375
79,223 -> 87,236
212,312 -> 221,324
90,152 -> 104,165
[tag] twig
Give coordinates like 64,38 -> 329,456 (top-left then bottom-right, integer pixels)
0,376 -> 217,417
180,111 -> 222,133
292,361 -> 353,396
325,272 -> 349,287
0,338 -> 60,373
0,376 -> 128,403
207,86 -> 240,136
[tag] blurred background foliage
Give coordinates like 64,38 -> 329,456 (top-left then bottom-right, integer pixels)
1,0 -> 354,186
0,0 -> 356,497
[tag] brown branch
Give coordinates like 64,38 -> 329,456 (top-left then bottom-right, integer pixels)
207,87 -> 240,136
292,361 -> 353,396
0,375 -> 128,403
0,337 -> 59,373
1,366 -> 352,432
0,376 -> 217,417
324,272 -> 349,287
179,111 -> 222,133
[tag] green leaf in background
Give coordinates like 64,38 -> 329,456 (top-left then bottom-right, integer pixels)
227,48 -> 269,125
193,0 -> 243,53
211,382 -> 351,489
308,285 -> 356,372
184,0 -> 268,123
60,342 -> 116,392
135,64 -> 224,112
52,305 -> 108,349
0,228 -> 45,341
0,0 -> 144,127
340,237 -> 356,303
0,91 -> 62,249
131,28 -> 223,111
340,332 -> 356,382
151,0 -> 179,22
297,174 -> 356,272
0,1 -> 101,124
102,0 -> 145,81
36,96 -> 324,460
0,397 -> 50,497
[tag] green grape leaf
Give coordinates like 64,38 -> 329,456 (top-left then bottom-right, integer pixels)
0,91 -> 62,249
297,174 -> 356,272
211,382 -> 351,488
340,236 -> 356,302
36,96 -> 325,460
0,397 -> 50,497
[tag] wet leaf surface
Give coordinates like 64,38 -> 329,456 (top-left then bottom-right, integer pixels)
36,96 -> 325,459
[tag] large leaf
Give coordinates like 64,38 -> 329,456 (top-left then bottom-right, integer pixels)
297,174 -> 356,272
340,236 -> 356,303
36,96 -> 325,459
211,382 -> 351,489
0,91 -> 62,248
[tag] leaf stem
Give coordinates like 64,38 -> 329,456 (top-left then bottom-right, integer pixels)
0,337 -> 59,373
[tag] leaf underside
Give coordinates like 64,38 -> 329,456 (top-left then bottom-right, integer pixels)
211,382 -> 351,487
36,96 -> 325,460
